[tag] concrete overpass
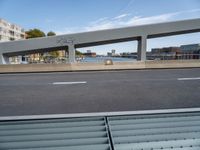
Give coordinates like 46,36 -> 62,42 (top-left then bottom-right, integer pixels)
0,18 -> 200,64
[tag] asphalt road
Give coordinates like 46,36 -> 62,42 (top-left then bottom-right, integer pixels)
0,68 -> 200,116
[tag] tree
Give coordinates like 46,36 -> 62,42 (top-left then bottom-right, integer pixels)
47,31 -> 56,36
47,31 -> 58,58
49,51 -> 60,58
26,29 -> 45,39
76,50 -> 83,56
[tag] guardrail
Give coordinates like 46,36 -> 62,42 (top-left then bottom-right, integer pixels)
1,108 -> 200,150
147,54 -> 200,61
8,54 -> 200,64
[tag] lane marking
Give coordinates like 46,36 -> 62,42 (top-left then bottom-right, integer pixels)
177,77 -> 200,81
52,81 -> 87,85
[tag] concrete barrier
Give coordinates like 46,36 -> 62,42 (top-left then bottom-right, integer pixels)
0,60 -> 199,73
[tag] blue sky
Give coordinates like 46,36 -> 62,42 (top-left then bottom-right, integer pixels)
0,0 -> 200,54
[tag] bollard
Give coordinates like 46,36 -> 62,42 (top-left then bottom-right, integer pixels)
104,59 -> 113,65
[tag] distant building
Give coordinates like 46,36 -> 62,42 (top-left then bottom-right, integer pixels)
0,18 -> 25,42
107,49 -> 117,57
150,47 -> 181,60
83,50 -> 96,57
58,50 -> 66,58
111,49 -> 116,54
0,18 -> 26,64
180,44 -> 200,59
87,50 -> 91,53
107,52 -> 112,57
151,47 -> 181,54
180,44 -> 200,52
150,44 -> 200,60
120,52 -> 137,59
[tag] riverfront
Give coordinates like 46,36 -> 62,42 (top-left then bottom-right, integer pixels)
78,56 -> 136,63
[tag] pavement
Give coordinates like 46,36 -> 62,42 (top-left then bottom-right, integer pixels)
0,68 -> 200,116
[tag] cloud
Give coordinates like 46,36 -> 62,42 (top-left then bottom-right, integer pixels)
83,12 -> 177,32
181,8 -> 200,13
55,27 -> 83,35
84,8 -> 200,32
114,14 -> 130,20
124,13 -> 178,26
84,22 -> 114,31
55,9 -> 200,35
90,17 -> 108,24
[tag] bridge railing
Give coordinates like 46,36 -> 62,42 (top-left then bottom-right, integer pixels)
147,54 -> 200,61
8,54 -> 200,64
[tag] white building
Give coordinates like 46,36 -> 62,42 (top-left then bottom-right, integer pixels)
0,18 -> 25,42
107,49 -> 117,57
0,18 -> 26,64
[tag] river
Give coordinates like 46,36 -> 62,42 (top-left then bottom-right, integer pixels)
78,57 -> 136,63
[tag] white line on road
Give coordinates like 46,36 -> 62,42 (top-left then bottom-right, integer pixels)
177,77 -> 200,81
52,81 -> 87,85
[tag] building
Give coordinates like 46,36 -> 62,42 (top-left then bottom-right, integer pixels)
83,51 -> 96,57
150,47 -> 181,60
107,49 -> 117,57
151,47 -> 181,54
0,18 -> 26,64
83,50 -> 96,57
180,44 -> 200,59
111,49 -> 116,54
87,50 -> 91,53
0,18 -> 25,42
149,44 -> 200,60
120,52 -> 138,59
180,44 -> 200,52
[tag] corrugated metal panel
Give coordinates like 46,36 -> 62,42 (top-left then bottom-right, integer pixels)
0,117 -> 112,150
1,112 -> 200,150
108,112 -> 200,150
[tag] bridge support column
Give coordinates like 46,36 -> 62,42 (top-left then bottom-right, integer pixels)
68,45 -> 76,63
0,54 -> 9,64
137,35 -> 147,61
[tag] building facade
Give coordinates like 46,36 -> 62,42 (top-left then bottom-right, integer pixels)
0,18 -> 26,64
180,44 -> 200,59
83,51 -> 96,57
149,47 -> 181,60
107,49 -> 117,57
150,44 -> 200,60
180,44 -> 200,52
0,18 -> 25,42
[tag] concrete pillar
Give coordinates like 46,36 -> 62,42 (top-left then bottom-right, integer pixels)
68,45 -> 76,63
137,35 -> 147,61
0,54 -> 9,64
18,56 -> 22,64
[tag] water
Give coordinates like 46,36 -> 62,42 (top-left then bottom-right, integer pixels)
79,57 -> 136,63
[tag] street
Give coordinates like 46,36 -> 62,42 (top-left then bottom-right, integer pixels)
0,68 -> 200,116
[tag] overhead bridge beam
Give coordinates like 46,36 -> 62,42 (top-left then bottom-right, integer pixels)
0,18 -> 200,64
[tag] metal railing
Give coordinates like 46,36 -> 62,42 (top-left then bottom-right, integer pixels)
1,108 -> 200,150
8,54 -> 200,64
147,54 -> 200,61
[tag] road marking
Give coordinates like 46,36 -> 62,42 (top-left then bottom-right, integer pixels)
52,81 -> 87,85
178,77 -> 200,81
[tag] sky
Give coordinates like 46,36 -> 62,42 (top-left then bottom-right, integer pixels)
0,0 -> 200,54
